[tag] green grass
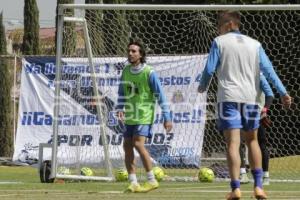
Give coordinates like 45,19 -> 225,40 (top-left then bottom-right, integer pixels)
0,166 -> 300,200
268,155 -> 300,179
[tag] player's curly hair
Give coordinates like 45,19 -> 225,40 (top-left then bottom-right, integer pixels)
128,39 -> 146,63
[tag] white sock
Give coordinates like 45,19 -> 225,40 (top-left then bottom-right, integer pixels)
129,173 -> 138,185
263,171 -> 269,178
240,168 -> 247,174
147,170 -> 156,183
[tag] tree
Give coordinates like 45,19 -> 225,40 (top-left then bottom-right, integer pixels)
22,0 -> 40,55
0,12 -> 13,157
0,13 -> 6,55
85,0 -> 105,56
102,0 -> 131,55
56,0 -> 76,56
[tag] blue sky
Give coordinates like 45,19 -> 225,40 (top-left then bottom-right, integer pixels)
1,0 -> 85,29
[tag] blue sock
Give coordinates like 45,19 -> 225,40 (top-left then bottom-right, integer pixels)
251,168 -> 263,188
230,180 -> 240,191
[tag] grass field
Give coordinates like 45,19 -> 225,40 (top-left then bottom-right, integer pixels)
0,166 -> 300,200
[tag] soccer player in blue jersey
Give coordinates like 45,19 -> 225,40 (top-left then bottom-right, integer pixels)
116,40 -> 172,193
198,11 -> 291,200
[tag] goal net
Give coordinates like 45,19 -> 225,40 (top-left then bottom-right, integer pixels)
51,4 -> 300,182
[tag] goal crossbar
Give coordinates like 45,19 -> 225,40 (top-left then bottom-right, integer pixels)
59,4 -> 300,11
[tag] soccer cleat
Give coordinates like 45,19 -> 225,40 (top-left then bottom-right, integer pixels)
124,183 -> 143,193
226,188 -> 241,200
262,177 -> 270,186
240,173 -> 250,184
254,187 -> 267,200
141,180 -> 159,192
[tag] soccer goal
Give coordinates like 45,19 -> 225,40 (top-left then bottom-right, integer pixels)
45,4 -> 300,182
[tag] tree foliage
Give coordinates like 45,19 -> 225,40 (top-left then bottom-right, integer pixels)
0,13 -> 6,55
101,0 -> 133,55
56,0 -> 76,55
0,12 -> 13,157
22,0 -> 40,55
82,0 -> 131,56
85,0 -> 105,56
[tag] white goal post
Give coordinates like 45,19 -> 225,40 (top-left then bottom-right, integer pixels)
45,4 -> 300,183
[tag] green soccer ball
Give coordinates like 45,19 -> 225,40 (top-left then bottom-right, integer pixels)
80,167 -> 94,176
153,166 -> 165,182
115,169 -> 128,182
198,167 -> 215,182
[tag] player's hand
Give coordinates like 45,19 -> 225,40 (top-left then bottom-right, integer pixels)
164,121 -> 173,133
117,111 -> 125,122
281,94 -> 292,109
198,85 -> 206,93
260,107 -> 271,128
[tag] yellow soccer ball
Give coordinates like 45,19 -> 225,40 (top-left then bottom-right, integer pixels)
80,167 -> 94,176
153,166 -> 165,182
198,167 -> 215,182
57,166 -> 71,175
115,169 -> 128,181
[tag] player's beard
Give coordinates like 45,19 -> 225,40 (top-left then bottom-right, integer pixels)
128,57 -> 140,66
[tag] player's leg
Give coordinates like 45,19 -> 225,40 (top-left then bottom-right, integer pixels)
243,129 -> 267,199
242,130 -> 262,177
123,137 -> 136,181
123,125 -> 142,193
218,102 -> 242,199
133,135 -> 152,172
239,137 -> 250,184
242,104 -> 267,199
132,125 -> 158,192
224,129 -> 242,181
258,126 -> 270,185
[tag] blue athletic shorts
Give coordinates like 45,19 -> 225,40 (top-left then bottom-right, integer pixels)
217,102 -> 260,131
123,124 -> 153,138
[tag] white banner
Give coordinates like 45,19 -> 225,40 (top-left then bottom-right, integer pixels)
13,55 -> 207,168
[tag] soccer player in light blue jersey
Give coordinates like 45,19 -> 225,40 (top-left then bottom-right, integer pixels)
198,11 -> 291,200
116,40 -> 172,193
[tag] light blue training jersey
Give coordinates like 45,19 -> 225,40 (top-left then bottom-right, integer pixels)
199,30 -> 286,104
